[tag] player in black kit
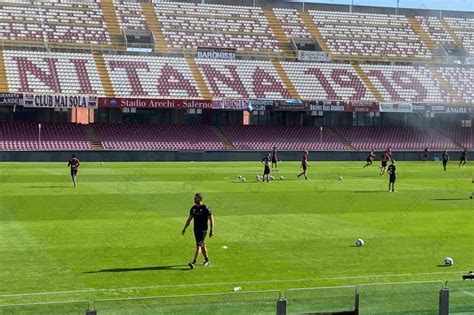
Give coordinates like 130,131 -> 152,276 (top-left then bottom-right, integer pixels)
262,153 -> 271,182
459,149 -> 468,168
67,155 -> 80,187
182,193 -> 214,269
442,150 -> 449,172
387,160 -> 397,192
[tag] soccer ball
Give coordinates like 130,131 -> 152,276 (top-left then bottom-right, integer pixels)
280,176 -> 284,180
355,239 -> 364,247
444,257 -> 454,266
339,176 -> 343,180
242,177 -> 246,182
269,175 -> 275,181
256,175 -> 261,181
238,175 -> 242,180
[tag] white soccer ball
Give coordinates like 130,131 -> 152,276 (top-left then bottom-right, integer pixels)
242,177 -> 246,182
269,176 -> 275,181
101,161 -> 104,165
355,239 -> 364,247
339,176 -> 343,180
238,175 -> 242,180
280,176 -> 284,180
444,257 -> 454,266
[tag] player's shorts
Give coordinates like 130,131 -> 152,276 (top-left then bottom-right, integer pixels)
264,166 -> 270,175
460,157 -> 467,162
302,165 -> 308,171
389,176 -> 396,183
271,158 -> 277,164
71,169 -> 78,176
367,158 -> 372,163
443,159 -> 448,166
194,230 -> 207,246
381,161 -> 387,167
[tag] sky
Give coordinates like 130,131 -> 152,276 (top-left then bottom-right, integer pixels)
281,0 -> 473,12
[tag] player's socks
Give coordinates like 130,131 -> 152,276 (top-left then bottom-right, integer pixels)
203,260 -> 210,266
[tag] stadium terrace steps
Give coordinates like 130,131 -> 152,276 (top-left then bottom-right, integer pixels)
440,20 -> 463,47
212,126 -> 236,150
84,124 -> 103,150
263,10 -> 295,59
350,61 -> 384,102
100,0 -> 125,50
271,60 -> 301,99
92,51 -> 116,98
186,56 -> 212,100
407,17 -> 437,51
328,128 -> 356,151
299,12 -> 331,54
0,48 -> 9,93
427,65 -> 464,105
141,2 -> 169,53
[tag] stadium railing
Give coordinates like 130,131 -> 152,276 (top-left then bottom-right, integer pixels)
2,280 -> 473,314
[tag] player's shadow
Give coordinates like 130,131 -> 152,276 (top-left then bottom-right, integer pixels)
28,185 -> 66,189
84,265 -> 190,273
436,264 -> 451,268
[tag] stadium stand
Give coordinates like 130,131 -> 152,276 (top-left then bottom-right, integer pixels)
153,1 -> 281,52
442,127 -> 474,149
0,122 -> 91,151
272,8 -> 311,39
309,10 -> 431,59
113,0 -> 147,31
359,64 -> 452,103
436,65 -> 474,104
415,16 -> 457,47
3,50 -> 105,95
280,61 -> 376,101
197,59 -> 291,100
0,0 -> 109,45
334,127 -> 459,151
443,17 -> 474,54
219,125 -> 346,151
104,54 -> 201,98
93,123 -> 225,150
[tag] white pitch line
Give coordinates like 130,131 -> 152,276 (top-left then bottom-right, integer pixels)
461,289 -> 474,297
0,271 -> 462,298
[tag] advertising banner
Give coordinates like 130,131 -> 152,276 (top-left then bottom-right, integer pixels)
99,98 -> 214,109
0,93 -> 22,106
24,94 -> 98,108
379,102 -> 413,113
344,101 -> 379,112
197,47 -> 236,60
297,51 -> 331,62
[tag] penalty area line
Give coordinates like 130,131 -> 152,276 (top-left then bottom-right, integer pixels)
0,271 -> 461,298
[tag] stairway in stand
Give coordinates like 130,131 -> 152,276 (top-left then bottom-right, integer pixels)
211,126 -> 235,150
84,125 -> 103,150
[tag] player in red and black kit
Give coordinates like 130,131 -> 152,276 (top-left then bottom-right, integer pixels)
459,149 -> 468,168
387,160 -> 397,192
363,149 -> 376,168
386,146 -> 393,161
297,151 -> 309,180
262,153 -> 271,183
271,147 -> 278,171
380,151 -> 389,175
182,193 -> 214,269
423,147 -> 430,162
67,155 -> 80,187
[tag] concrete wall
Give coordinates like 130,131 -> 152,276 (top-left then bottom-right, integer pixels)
0,150 -> 468,162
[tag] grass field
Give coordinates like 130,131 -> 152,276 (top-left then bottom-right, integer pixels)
0,161 -> 473,314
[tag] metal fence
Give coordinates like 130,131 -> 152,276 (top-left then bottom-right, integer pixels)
0,280 -> 473,314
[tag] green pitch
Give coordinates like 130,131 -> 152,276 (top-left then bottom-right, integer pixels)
0,161 -> 473,314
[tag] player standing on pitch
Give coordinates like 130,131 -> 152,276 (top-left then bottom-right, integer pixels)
442,150 -> 449,172
297,151 -> 309,180
67,155 -> 80,187
459,149 -> 468,168
380,151 -> 389,175
363,149 -> 376,168
182,193 -> 214,269
271,147 -> 278,171
262,153 -> 271,182
387,160 -> 397,192
423,147 -> 430,162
